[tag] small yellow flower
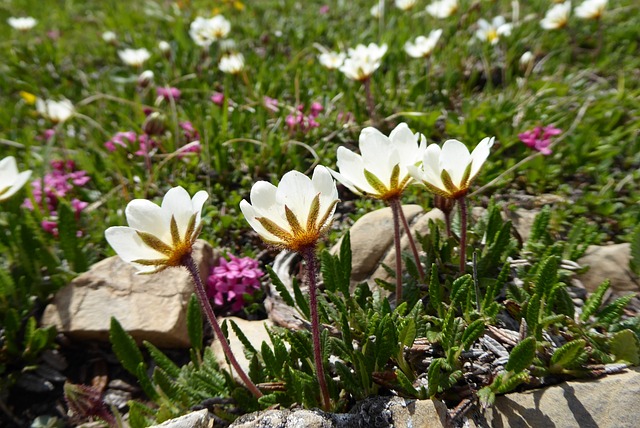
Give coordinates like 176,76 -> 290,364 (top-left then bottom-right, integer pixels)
20,91 -> 37,105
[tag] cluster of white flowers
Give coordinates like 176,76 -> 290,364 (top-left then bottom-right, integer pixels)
405,29 -> 443,58
339,43 -> 388,81
7,16 -> 37,31
189,15 -> 231,47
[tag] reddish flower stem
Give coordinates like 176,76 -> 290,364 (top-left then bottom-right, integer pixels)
458,196 -> 468,273
182,254 -> 263,399
301,246 -> 331,411
389,198 -> 404,302
390,198 -> 425,282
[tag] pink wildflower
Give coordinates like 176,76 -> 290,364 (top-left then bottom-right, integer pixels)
105,131 -> 137,152
264,96 -> 279,112
157,86 -> 181,101
206,254 -> 264,311
319,5 -> 330,14
518,125 -> 561,155
285,102 -> 323,133
310,102 -> 324,117
211,92 -> 225,106
179,121 -> 200,143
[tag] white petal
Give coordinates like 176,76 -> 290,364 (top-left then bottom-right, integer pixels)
0,157 -> 18,188
440,139 -> 471,186
0,170 -> 31,200
421,144 -> 446,190
469,137 -> 494,180
249,181 -> 288,230
390,123 -> 424,165
125,199 -> 169,241
335,147 -> 372,193
359,128 -> 398,185
312,166 -> 339,226
161,186 -> 194,236
191,190 -> 209,227
105,226 -> 167,267
277,170 -> 315,225
240,199 -> 282,243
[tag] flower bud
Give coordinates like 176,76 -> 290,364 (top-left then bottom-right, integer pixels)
137,70 -> 154,88
142,112 -> 166,136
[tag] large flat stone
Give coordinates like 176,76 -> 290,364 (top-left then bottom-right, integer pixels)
578,243 -> 639,293
41,240 -> 214,348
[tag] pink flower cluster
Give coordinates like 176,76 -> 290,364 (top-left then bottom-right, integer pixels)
286,102 -> 323,133
206,254 -> 264,311
518,125 -> 561,155
156,86 -> 181,101
104,131 -> 157,156
23,160 -> 90,236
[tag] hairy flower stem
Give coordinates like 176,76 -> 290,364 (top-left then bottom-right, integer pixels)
389,199 -> 404,302
182,254 -> 263,399
458,196 -> 468,273
362,78 -> 376,122
301,246 -> 331,411
390,198 -> 425,282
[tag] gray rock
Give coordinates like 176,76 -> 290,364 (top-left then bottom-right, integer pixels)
578,243 -> 639,293
149,409 -> 211,428
505,208 -> 540,243
486,368 -> 640,428
41,240 -> 215,348
211,317 -> 273,378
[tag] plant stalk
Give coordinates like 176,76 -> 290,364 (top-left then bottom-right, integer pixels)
182,254 -> 263,398
458,196 -> 468,273
389,199 -> 404,302
301,246 -> 331,411
390,197 -> 425,282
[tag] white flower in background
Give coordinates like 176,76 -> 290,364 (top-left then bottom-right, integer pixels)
404,29 -> 443,58
575,0 -> 607,20
395,0 -> 417,11
0,156 -> 32,202
330,123 -> 426,201
426,0 -> 458,19
240,166 -> 339,252
158,40 -> 171,53
519,51 -> 534,67
7,17 -> 37,31
102,31 -> 116,43
475,16 -> 513,45
370,3 -> 382,18
540,1 -> 571,30
118,48 -> 151,67
137,70 -> 154,87
339,43 -> 388,81
105,186 -> 209,274
318,51 -> 346,70
189,15 -> 231,47
36,98 -> 75,123
219,52 -> 245,74
408,137 -> 494,199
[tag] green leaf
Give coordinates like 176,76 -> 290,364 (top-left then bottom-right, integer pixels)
461,319 -> 485,350
429,264 -> 443,317
136,362 -> 160,402
153,367 -> 182,402
450,275 -> 472,309
494,371 -> 529,394
398,318 -> 417,348
596,294 -> 635,327
534,256 -> 559,299
550,339 -> 587,369
339,231 -> 352,295
525,294 -> 542,335
57,200 -> 87,272
477,385 -> 495,407
505,337 -> 536,373
267,266 -> 295,308
0,267 -> 15,299
127,401 -> 155,428
186,294 -> 203,351
482,262 -> 510,311
109,317 -> 145,376
292,277 -> 310,319
629,225 -> 640,275
229,319 -> 259,359
427,358 -> 444,397
580,280 -> 610,322
526,206 -> 551,250
478,221 -> 513,276
396,368 -> 419,396
143,341 -> 180,379
320,250 -> 338,294
610,329 -> 640,365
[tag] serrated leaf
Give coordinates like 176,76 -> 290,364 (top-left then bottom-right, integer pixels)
127,401 -> 155,428
482,262 -> 510,311
396,368 -> 419,396
292,278 -> 310,319
525,294 -> 542,334
427,358 -> 444,397
461,319 -> 485,350
596,294 -> 634,327
580,280 -> 610,322
534,256 -> 558,299
267,265 -> 295,308
144,341 -> 180,379
505,337 -> 536,373
320,250 -> 338,294
57,200 -> 87,272
229,319 -> 259,359
0,267 -> 15,299
429,264 -> 443,317
610,329 -> 640,365
136,362 -> 160,402
186,294 -> 203,350
398,318 -> 417,348
550,339 -> 586,369
339,231 -> 352,295
494,371 -> 529,394
526,206 -> 551,250
109,317 -> 145,376
478,385 -> 495,407
630,225 -> 640,275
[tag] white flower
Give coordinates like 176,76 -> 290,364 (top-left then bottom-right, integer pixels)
36,98 -> 75,123
0,156 -> 31,202
426,0 -> 458,19
102,31 -> 117,43
540,1 -> 572,30
330,123 -> 426,201
189,15 -> 231,47
158,40 -> 171,53
219,52 -> 245,74
519,51 -> 534,67
339,43 -> 388,81
137,70 -> 154,87
408,137 -> 494,199
240,166 -> 339,252
475,16 -> 513,45
105,186 -> 209,274
118,48 -> 151,67
370,3 -> 382,18
395,0 -> 418,10
404,29 -> 443,58
8,17 -> 37,31
575,0 -> 607,20
318,51 -> 346,70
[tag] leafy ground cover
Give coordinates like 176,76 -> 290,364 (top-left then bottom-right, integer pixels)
1,0 -> 639,426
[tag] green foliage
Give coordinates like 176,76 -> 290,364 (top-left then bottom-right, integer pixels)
631,225 -> 640,276
505,337 -> 536,373
610,330 -> 640,365
186,294 -> 203,352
